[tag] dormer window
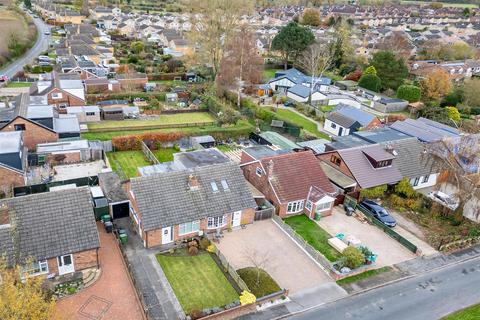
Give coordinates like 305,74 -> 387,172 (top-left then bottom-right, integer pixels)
330,155 -> 341,166
256,167 -> 263,177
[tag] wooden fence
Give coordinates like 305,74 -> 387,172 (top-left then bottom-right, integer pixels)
141,141 -> 160,165
212,245 -> 250,293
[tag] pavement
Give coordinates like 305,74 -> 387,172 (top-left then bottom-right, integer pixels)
0,11 -> 51,79
55,223 -> 145,320
290,253 -> 480,320
116,218 -> 184,320
216,220 -> 333,293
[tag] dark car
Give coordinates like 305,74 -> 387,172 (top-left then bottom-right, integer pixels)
358,199 -> 396,227
283,100 -> 295,107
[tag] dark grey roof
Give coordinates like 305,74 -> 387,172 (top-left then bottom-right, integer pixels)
130,163 -> 256,231
352,127 -> 411,143
326,111 -> 360,128
98,172 -> 129,203
0,187 -> 99,264
243,145 -> 292,160
326,135 -> 371,151
174,148 -> 229,169
381,138 -> 438,179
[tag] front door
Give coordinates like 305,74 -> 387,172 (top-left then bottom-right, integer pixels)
338,127 -> 343,136
162,227 -> 173,244
57,254 -> 75,275
232,211 -> 242,228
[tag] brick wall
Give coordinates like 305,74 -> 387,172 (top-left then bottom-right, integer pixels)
366,117 -> 382,129
46,151 -> 81,165
0,118 -> 58,151
47,88 -> 85,108
316,152 -> 356,181
0,167 -> 25,190
46,248 -> 98,276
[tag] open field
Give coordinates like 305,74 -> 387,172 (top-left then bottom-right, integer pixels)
0,9 -> 29,58
82,120 -> 254,141
157,252 -> 238,314
401,0 -> 478,8
106,151 -> 151,178
87,112 -> 215,130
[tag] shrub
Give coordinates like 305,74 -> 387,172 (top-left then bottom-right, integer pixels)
206,244 -> 216,253
358,74 -> 381,92
199,237 -> 210,250
188,246 -> 199,256
397,85 -> 421,102
360,184 -> 388,199
189,309 -> 204,320
239,291 -> 256,305
342,246 -> 365,269
395,178 -> 417,199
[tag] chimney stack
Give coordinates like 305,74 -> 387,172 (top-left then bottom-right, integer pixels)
188,174 -> 199,191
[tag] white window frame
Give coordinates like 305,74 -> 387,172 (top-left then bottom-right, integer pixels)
422,174 -> 430,183
316,201 -> 332,212
287,200 -> 304,214
255,167 -> 263,177
305,200 -> 313,212
52,92 -> 63,100
179,220 -> 200,236
22,260 -> 49,277
207,215 -> 227,229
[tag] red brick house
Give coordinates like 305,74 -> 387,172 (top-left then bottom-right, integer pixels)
240,148 -> 336,218
0,131 -> 27,192
0,116 -> 58,151
0,187 -> 100,278
127,162 -> 257,248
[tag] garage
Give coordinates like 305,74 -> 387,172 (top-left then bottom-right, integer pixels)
111,201 -> 130,220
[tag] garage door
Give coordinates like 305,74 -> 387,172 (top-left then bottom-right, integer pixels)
112,202 -> 130,220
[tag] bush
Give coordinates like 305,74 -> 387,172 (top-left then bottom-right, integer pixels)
342,246 -> 365,269
199,237 -> 210,250
358,74 -> 381,92
188,246 -> 199,256
360,184 -> 388,199
397,85 -> 421,103
395,178 -> 417,199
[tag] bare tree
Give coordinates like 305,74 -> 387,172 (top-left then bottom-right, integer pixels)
376,31 -> 413,59
298,41 -> 335,103
242,248 -> 271,286
424,135 -> 480,220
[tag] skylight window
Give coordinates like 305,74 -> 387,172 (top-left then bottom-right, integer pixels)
210,181 -> 219,192
221,179 -> 229,190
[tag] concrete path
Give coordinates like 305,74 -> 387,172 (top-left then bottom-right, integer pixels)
394,224 -> 437,256
117,218 -> 184,320
0,11 -> 50,79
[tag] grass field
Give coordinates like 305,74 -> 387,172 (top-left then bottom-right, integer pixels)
263,68 -> 281,81
6,82 -> 33,88
336,267 -> 392,286
284,215 -> 340,262
87,112 -> 215,130
401,0 -> 477,7
106,151 -> 151,178
157,252 -> 238,314
273,108 -> 330,140
443,303 -> 480,319
0,10 -> 29,58
152,147 -> 178,162
82,120 -> 254,141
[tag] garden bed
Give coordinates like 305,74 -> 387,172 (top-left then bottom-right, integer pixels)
284,215 -> 341,262
237,267 -> 281,298
156,251 -> 239,314
336,266 -> 392,286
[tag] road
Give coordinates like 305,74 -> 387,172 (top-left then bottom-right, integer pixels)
0,11 -> 50,79
291,256 -> 480,320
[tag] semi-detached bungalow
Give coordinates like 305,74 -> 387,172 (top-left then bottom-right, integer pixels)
127,162 -> 257,248
0,187 -> 100,278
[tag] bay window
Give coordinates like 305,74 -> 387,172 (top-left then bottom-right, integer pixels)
287,200 -> 304,214
179,220 -> 200,235
207,215 -> 227,229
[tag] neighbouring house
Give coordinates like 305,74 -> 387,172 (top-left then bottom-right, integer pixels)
116,73 -> 148,90
352,126 -> 411,144
324,105 -> 381,137
317,144 -> 403,191
127,162 -> 257,248
325,135 -> 372,151
67,106 -> 101,123
286,84 -> 326,104
374,97 -> 409,113
240,150 -> 337,218
97,100 -> 129,120
84,78 -> 121,94
36,140 -> 92,165
0,131 -> 27,191
381,138 -> 440,190
267,68 -> 331,94
0,187 -> 100,277
390,117 -> 460,142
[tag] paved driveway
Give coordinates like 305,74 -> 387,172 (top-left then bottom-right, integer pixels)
55,223 -> 145,320
318,208 -> 415,267
216,219 -> 332,293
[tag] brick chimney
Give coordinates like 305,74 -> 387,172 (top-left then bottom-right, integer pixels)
188,174 -> 199,191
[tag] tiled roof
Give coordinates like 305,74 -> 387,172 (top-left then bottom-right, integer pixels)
130,162 -> 256,231
260,151 -> 335,203
326,111 -> 360,128
334,104 -> 376,127
0,187 -> 99,264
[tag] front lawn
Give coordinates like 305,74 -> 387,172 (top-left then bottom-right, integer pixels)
152,147 -> 178,162
284,215 -> 340,262
237,267 -> 281,298
106,151 -> 151,178
336,267 -> 392,286
157,252 -> 238,314
443,303 -> 480,319
273,108 -> 330,140
87,112 -> 215,130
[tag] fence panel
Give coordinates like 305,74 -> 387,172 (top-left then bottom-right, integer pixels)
254,208 -> 274,221
141,141 -> 160,165
214,247 -> 250,293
